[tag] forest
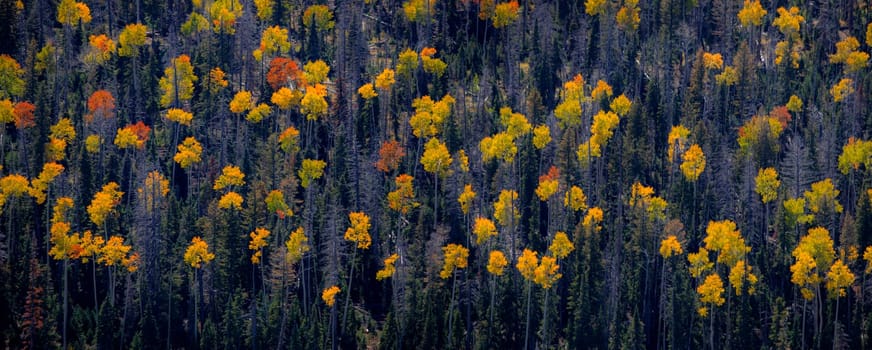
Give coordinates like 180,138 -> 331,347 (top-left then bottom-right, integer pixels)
1,0 -> 872,349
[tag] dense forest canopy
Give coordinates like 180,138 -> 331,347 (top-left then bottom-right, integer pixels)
1,0 -> 872,349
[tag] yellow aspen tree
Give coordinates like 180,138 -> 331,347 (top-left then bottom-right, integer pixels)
298,159 -> 326,189
174,137 -> 203,169
322,285 -> 340,306
285,227 -> 310,266
473,217 -> 498,245
487,250 -> 508,276
755,168 -> 780,203
248,228 -> 270,264
457,184 -> 476,215
118,23 -> 147,57
214,165 -> 245,190
681,144 -> 706,182
659,235 -> 683,258
184,236 -> 215,269
344,212 -> 372,249
387,174 -> 418,215
87,182 -> 123,227
737,0 -> 766,27
159,54 -> 197,108
218,192 -> 244,210
376,254 -> 399,281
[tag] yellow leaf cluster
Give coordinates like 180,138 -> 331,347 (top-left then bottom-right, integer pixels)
702,52 -> 724,70
667,125 -> 690,162
499,106 -> 531,138
704,220 -> 750,266
166,108 -> 193,126
174,137 -> 203,169
229,90 -> 254,114
184,236 -> 215,269
480,132 -> 517,163
615,2 -> 640,32
159,54 -> 197,107
609,94 -> 632,116
830,78 -> 854,103
344,212 -> 372,249
85,34 -> 116,64
421,138 -> 453,178
534,256 -> 562,289
697,273 -> 725,314
737,115 -> 784,156
388,174 -> 418,215
98,236 -> 132,267
804,178 -> 842,214
791,227 -> 835,299
278,126 -> 300,153
772,6 -> 804,39
254,26 -> 289,61
863,246 -> 872,274
564,185 -> 588,212
755,167 -> 780,203
85,134 -> 102,153
491,1 -> 520,28
302,4 -> 334,31
577,110 -> 619,166
715,66 -> 738,86
118,23 -> 147,57
299,158 -> 326,188
272,87 -> 302,110
246,103 -> 271,123
218,191 -> 244,210
591,80 -> 613,101
583,207 -> 604,232
300,84 -> 328,121
786,95 -> 803,112
473,217 -> 497,245
182,12 -> 210,36
458,184 -> 476,215
249,227 -> 270,264
516,248 -> 539,281
439,243 -> 469,279
493,189 -> 519,227
73,231 -> 104,263
536,178 -> 558,202
358,83 -> 377,99
487,250 -> 508,276
829,36 -> 869,73
688,248 -> 713,278
774,40 -> 803,68
397,49 -> 419,78
49,117 -> 75,142
728,260 -> 758,296
375,68 -> 396,90
532,124 -> 551,150
265,190 -> 291,217
376,254 -> 399,281
209,0 -> 243,34
826,259 -> 855,298
57,0 -> 91,26
87,182 -> 123,226
549,231 -> 575,259
409,94 -> 455,138
286,227 -> 310,265
584,0 -> 606,16
208,67 -> 229,93
420,47 -> 447,77
322,285 -> 340,307
659,235 -> 683,258
29,162 -> 64,204
737,0 -> 766,27
303,60 -> 330,85
680,144 -> 705,182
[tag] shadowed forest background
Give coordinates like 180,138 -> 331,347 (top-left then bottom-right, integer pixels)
1,0 -> 872,349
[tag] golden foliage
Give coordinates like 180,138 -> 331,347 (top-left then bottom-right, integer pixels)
772,6 -> 804,39
729,260 -> 758,296
303,5 -> 334,31
358,83 -> 377,99
786,95 -> 803,112
375,68 -> 396,90
421,138 -> 453,178
85,34 -> 116,64
118,23 -> 147,57
737,0 -> 766,27
159,54 -> 197,107
246,103 -> 271,123
492,1 -> 520,28
278,126 -> 300,154
218,191 -> 244,210
50,117 -> 76,142
300,84 -> 328,121
209,0 -> 243,34
29,162 -> 64,204
345,212 -> 372,249
493,189 -> 519,227
826,259 -> 854,298
458,184 -> 476,215
420,47 -> 447,77
286,227 -> 310,265
376,254 -> 399,281
534,256 -> 562,289
487,250 -> 508,276
659,235 -> 683,258
98,236 -> 132,267
755,168 -> 780,203
830,78 -> 854,103
229,90 -> 253,114
702,52 -> 724,70
298,159 -> 326,188
166,108 -> 193,126
322,285 -> 340,307
87,182 -> 123,226
184,236 -> 215,269
208,67 -> 229,93
532,124 -> 551,150
688,248 -> 713,278
57,0 -> 91,25
583,207 -> 604,231
254,26 -> 289,61
549,231 -> 575,259
680,144 -> 705,182
517,248 -> 539,281
249,228 -> 270,264
265,190 -> 291,217
480,132 -> 518,163
174,137 -> 203,169
564,185 -> 588,212
804,178 -> 842,214
704,219 -> 749,266
409,94 -> 455,138
440,243 -> 469,279
388,174 -> 418,215
303,60 -> 330,85
535,166 -> 560,201
697,273 -> 725,315
473,217 -> 498,245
